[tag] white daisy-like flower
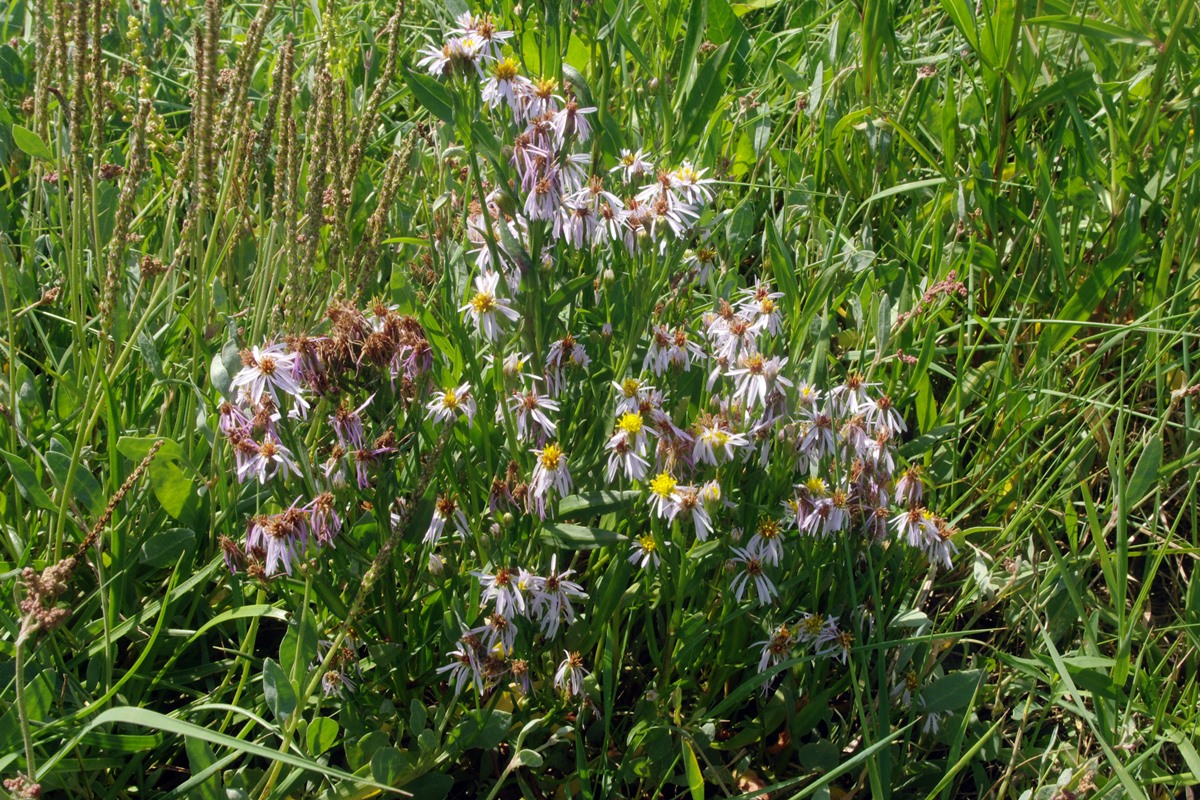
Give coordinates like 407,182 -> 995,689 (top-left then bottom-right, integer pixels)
611,148 -> 654,183
670,161 -> 718,205
647,471 -> 678,520
481,57 -> 532,110
529,555 -> 588,639
729,546 -> 778,605
530,442 -> 572,518
426,383 -> 476,425
473,567 -> 527,618
612,377 -> 652,415
237,433 -> 301,484
506,387 -> 559,443
693,422 -> 748,466
231,343 -> 309,415
747,517 -> 786,566
461,271 -> 520,341
670,485 -> 713,542
554,650 -> 588,696
550,100 -> 597,144
628,533 -> 667,569
425,494 -> 471,545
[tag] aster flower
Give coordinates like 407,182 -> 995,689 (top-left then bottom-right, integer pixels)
329,394 -> 373,450
237,433 -> 301,484
218,401 -> 252,436
628,534 -> 667,569
470,613 -> 517,657
647,471 -> 678,520
613,377 -> 652,415
246,507 -> 308,577
797,406 -> 837,462
506,387 -> 559,443
530,442 -> 572,518
727,354 -> 792,409
829,373 -> 873,417
670,485 -> 713,542
524,175 -> 561,221
550,100 -> 596,144
693,421 -> 748,466
438,634 -> 486,695
482,57 -> 532,110
747,517 -> 786,566
321,669 -> 355,698
895,465 -> 924,507
305,492 -> 342,546
425,494 -> 471,545
426,383 -> 476,425
461,271 -> 521,341
611,148 -> 654,183
864,393 -> 906,434
683,244 -> 720,283
606,433 -> 651,483
449,12 -> 514,60
643,325 -> 706,375
474,567 -> 527,618
531,555 -> 588,639
231,343 -> 309,415
670,161 -> 719,205
522,77 -> 562,119
554,650 -> 588,696
729,546 -> 778,605
545,335 -> 590,395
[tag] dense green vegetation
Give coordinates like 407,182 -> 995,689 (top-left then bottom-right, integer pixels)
1,0 -> 1198,796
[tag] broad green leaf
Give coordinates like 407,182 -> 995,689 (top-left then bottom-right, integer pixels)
148,458 -> 197,521
45,449 -> 103,515
11,124 -> 53,160
280,609 -> 319,682
371,747 -> 411,786
921,670 -> 983,714
1127,437 -> 1162,502
184,737 -> 223,800
138,527 -> 196,567
262,658 -> 297,722
307,717 -> 339,756
1,449 -> 56,511
557,490 -> 638,518
402,67 -> 455,125
116,435 -> 188,466
540,522 -> 625,550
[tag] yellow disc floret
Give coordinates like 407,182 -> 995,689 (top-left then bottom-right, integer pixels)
539,442 -> 564,470
617,412 -> 643,435
649,471 -> 677,499
470,292 -> 497,314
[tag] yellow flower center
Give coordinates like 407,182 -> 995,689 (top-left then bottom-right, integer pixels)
470,292 -> 496,314
493,57 -> 519,80
637,535 -> 657,552
621,378 -> 641,397
758,518 -> 781,540
804,477 -> 827,496
649,472 -> 677,499
617,412 -> 643,435
539,443 -> 564,470
442,389 -> 459,409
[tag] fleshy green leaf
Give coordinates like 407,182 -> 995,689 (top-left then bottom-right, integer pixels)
11,124 -> 53,160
